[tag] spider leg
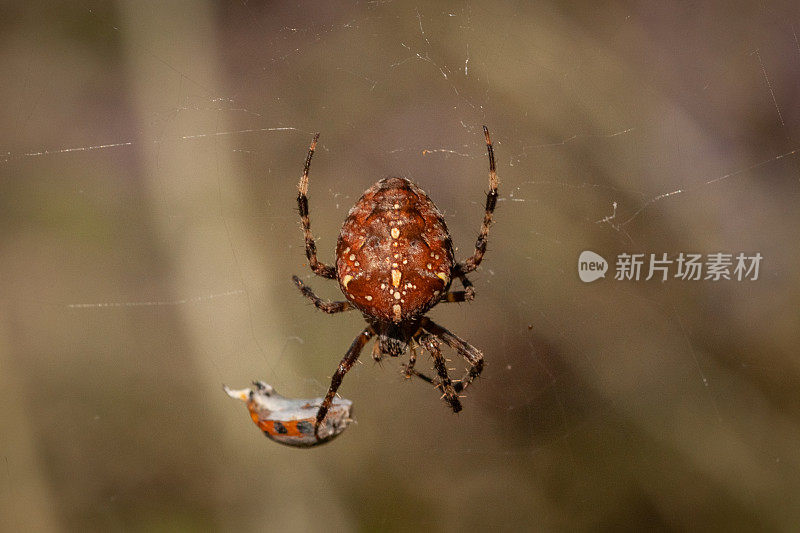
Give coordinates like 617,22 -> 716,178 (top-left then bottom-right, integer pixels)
371,338 -> 384,363
315,328 -> 374,438
402,342 -> 431,382
402,346 -> 436,383
297,133 -> 337,279
440,272 -> 475,303
401,342 -> 418,378
292,275 -> 353,314
421,318 -> 484,394
419,333 -> 462,412
406,368 -> 435,385
457,125 -> 499,275
441,291 -> 470,303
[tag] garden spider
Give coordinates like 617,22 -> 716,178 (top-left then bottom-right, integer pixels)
293,126 -> 498,438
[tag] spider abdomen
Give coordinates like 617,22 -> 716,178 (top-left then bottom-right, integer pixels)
336,177 -> 454,323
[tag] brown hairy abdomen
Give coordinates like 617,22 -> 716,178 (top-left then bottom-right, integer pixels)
336,177 -> 453,323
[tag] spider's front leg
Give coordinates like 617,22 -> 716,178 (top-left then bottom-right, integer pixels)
371,340 -> 385,363
402,342 -> 431,382
421,318 -> 484,394
420,333 -> 462,412
401,342 -> 418,378
315,328 -> 374,438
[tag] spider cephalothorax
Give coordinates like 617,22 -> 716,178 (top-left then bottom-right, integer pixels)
292,127 -> 498,438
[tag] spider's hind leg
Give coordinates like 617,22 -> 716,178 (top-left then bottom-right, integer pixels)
296,133 -> 337,279
441,269 -> 476,303
292,275 -> 353,314
458,125 -> 499,275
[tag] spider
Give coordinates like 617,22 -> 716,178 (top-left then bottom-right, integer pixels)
292,126 -> 498,438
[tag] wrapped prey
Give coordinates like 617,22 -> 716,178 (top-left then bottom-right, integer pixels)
223,381 -> 353,447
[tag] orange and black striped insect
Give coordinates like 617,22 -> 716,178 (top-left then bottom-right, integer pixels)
224,382 -> 352,447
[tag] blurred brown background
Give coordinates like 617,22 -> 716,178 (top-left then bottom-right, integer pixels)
1,1 -> 799,530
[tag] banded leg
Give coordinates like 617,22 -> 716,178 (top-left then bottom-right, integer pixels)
420,333 -> 462,412
402,343 -> 418,378
441,291 -> 470,303
441,271 -> 475,303
297,133 -> 336,279
292,276 -> 353,313
422,318 -> 484,394
458,125 -> 499,274
403,359 -> 436,384
402,342 -> 433,383
315,328 -> 374,437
